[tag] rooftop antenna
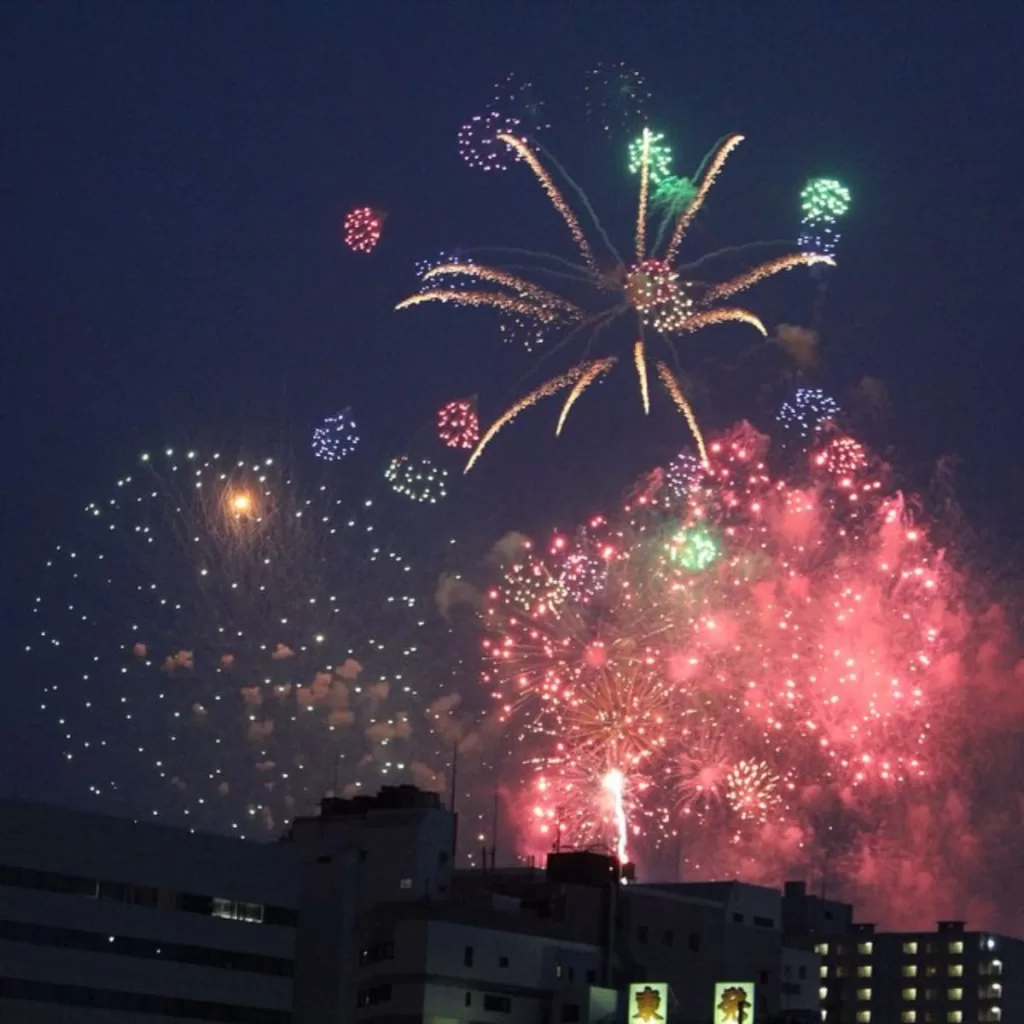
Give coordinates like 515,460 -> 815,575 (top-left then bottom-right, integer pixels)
490,786 -> 499,870
449,741 -> 459,865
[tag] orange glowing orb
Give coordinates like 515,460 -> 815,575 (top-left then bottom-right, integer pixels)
229,491 -> 254,515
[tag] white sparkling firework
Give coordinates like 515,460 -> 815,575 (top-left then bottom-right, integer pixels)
29,448 -> 453,836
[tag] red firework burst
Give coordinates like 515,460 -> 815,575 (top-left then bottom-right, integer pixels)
436,398 -> 480,450
342,206 -> 383,254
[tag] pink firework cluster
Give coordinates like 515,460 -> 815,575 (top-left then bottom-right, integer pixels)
343,206 -> 383,253
436,398 -> 480,450
481,421 -> 1024,925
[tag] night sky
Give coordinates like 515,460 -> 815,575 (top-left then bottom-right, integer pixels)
3,5 -> 1023,816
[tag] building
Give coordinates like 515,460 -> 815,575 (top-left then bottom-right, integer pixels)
2,788 -> 1021,1024
287,788 -> 824,1023
0,797 -> 297,1023
813,920 -> 1020,1024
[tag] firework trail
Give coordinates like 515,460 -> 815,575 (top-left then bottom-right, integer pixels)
28,448 -> 459,835
477,416 -> 1024,927
399,124 -> 829,467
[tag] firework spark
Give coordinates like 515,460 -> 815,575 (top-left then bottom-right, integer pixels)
399,125 -> 827,467
29,448 -> 453,835
476,419 -> 1024,919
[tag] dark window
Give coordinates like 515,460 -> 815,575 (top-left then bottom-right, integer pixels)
263,905 -> 297,927
568,968 -> 575,982
439,851 -> 449,865
465,992 -> 472,1007
498,956 -> 509,968
586,970 -> 596,984
825,910 -> 834,920
782,982 -> 800,995
484,995 -> 512,1014
130,885 -> 159,907
0,976 -> 289,1023
316,855 -> 332,865
464,945 -> 474,967
733,912 -> 745,923
0,917 -> 292,976
759,970 -> 769,985
688,933 -> 701,952
798,965 -> 807,981
783,965 -> 791,979
663,930 -> 674,947
355,984 -> 392,1008
754,915 -> 774,928
637,925 -> 649,944
359,942 -> 395,966
561,1004 -> 581,1022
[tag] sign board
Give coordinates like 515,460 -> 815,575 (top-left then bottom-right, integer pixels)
628,982 -> 668,1024
713,981 -> 755,1024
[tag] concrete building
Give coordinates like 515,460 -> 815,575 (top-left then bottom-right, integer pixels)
287,787 -> 823,1023
0,797 -> 297,1023
2,787 -> 1021,1024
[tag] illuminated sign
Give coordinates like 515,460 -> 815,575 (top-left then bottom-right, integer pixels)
713,982 -> 755,1024
628,982 -> 668,1023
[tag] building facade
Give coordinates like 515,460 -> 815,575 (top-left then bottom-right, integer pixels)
1,789 -> 1021,1024
814,920 -> 1020,1024
0,798 -> 297,1023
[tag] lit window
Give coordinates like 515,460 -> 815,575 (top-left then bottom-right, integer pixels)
901,1013 -> 917,1024
819,987 -> 828,1000
947,1013 -> 963,1024
399,878 -> 412,889
902,988 -> 918,1001
903,941 -> 919,955
985,937 -> 996,951
948,941 -> 963,955
856,1012 -> 871,1023
858,941 -> 874,955
948,965 -> 963,977
857,988 -> 872,1001
815,942 -> 829,955
211,898 -> 264,923
903,965 -> 918,977
857,965 -> 873,978
947,988 -> 962,1001
820,965 -> 829,979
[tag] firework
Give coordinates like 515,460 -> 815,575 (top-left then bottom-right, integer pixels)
628,129 -> 672,184
457,111 -> 523,172
343,207 -> 383,253
385,455 -> 449,504
312,408 -> 360,461
812,434 -> 867,478
493,72 -> 549,134
398,126 -> 829,467
584,62 -> 651,135
436,398 -> 480,450
477,420 -> 1024,909
799,177 -> 851,257
777,387 -> 842,439
725,760 -> 782,823
29,448 -> 450,835
665,451 -> 705,500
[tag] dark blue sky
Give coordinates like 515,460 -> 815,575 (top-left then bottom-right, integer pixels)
3,4 -> 1023,796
